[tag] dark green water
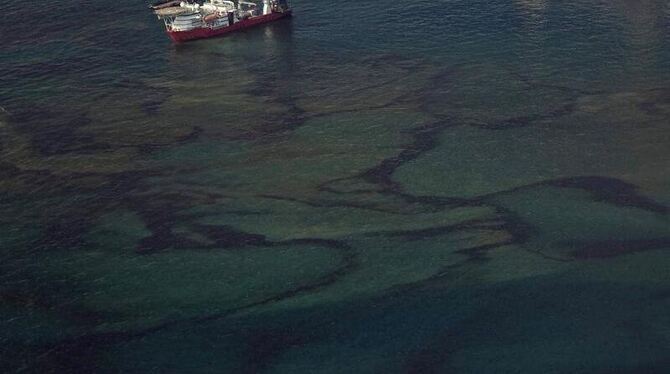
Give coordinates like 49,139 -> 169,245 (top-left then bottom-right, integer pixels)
1,0 -> 669,372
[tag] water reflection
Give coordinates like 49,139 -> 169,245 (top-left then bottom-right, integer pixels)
609,0 -> 669,83
515,0 -> 548,18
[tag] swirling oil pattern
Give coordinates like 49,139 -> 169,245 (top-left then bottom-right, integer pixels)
1,0 -> 669,372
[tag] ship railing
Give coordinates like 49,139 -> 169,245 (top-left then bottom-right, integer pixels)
163,17 -> 173,31
211,0 -> 236,9
238,0 -> 257,7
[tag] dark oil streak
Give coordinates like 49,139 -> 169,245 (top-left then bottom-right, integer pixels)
568,238 -> 670,259
368,218 -> 508,240
257,193 -> 440,215
481,176 -> 669,214
472,101 -> 576,130
6,54 -> 665,371
510,70 -> 607,96
24,242 -> 357,373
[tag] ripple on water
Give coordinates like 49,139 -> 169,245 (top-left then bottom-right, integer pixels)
1,0 -> 670,372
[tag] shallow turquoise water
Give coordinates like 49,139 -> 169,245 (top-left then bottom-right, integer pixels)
1,0 -> 669,372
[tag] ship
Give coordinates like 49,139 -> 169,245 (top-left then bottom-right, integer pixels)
151,0 -> 292,43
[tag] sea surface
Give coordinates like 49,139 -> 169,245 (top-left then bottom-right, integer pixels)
1,0 -> 669,372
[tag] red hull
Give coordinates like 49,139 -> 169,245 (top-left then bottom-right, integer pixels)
167,11 -> 291,43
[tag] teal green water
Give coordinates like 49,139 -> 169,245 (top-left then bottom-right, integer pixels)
1,0 -> 669,372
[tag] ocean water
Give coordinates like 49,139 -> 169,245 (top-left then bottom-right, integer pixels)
1,0 -> 669,372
